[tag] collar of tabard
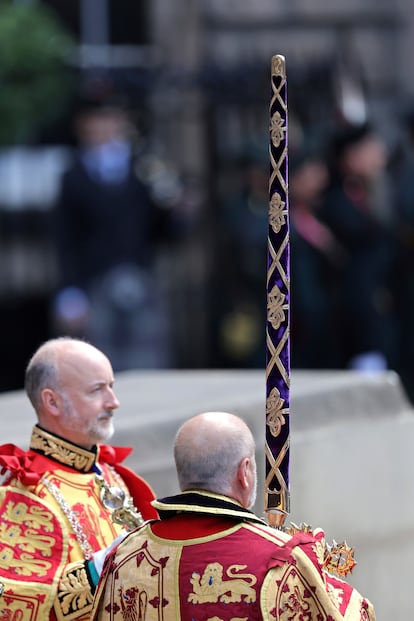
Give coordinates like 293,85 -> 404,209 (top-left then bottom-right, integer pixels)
30,424 -> 98,473
152,490 -> 267,526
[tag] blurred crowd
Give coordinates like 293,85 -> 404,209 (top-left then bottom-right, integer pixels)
3,86 -> 414,404
290,122 -> 395,373
216,111 -> 414,402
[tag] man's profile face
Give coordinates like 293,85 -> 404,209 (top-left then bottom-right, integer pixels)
55,346 -> 119,449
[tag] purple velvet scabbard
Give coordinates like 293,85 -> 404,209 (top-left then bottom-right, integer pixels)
265,55 -> 290,527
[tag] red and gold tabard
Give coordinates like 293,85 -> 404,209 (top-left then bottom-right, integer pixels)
91,491 -> 376,621
0,426 -> 157,621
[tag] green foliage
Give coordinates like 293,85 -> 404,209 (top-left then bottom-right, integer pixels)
0,1 -> 75,144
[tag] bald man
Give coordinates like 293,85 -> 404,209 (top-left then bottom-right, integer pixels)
92,411 -> 376,621
0,337 -> 157,621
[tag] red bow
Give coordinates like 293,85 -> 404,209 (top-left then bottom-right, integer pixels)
0,444 -> 51,486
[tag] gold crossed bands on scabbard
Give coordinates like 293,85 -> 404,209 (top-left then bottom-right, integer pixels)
265,437 -> 290,496
266,232 -> 289,387
266,326 -> 289,385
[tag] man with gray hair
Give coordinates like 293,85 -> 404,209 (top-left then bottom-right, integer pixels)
0,337 -> 157,621
92,411 -> 375,621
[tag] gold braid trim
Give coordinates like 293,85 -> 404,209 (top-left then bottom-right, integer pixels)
54,560 -> 94,621
30,427 -> 96,472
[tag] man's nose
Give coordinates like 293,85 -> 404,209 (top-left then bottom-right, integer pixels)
106,387 -> 120,409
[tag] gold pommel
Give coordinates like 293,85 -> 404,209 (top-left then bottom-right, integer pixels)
271,54 -> 286,79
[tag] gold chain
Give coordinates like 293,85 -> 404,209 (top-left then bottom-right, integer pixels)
41,476 -> 95,560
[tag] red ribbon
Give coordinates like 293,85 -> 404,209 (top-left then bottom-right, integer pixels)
0,444 -> 51,485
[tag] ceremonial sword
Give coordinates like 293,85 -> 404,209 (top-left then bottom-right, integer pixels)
264,56 -> 355,577
265,54 -> 290,529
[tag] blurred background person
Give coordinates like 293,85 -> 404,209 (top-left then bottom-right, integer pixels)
52,90 -> 185,371
213,149 -> 269,368
289,146 -> 345,369
318,122 -> 398,372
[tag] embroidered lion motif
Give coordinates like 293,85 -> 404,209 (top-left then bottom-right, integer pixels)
283,585 -> 311,619
118,585 -> 148,621
188,562 -> 257,604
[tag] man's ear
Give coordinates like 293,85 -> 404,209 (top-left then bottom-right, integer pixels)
41,388 -> 60,416
237,457 -> 250,490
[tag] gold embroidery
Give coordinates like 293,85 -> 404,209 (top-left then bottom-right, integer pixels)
0,500 -> 56,577
1,523 -> 54,555
266,387 -> 288,438
0,487 -> 69,621
327,581 -> 344,610
313,538 -> 326,566
270,111 -> 286,148
5,500 -> 53,531
188,563 -> 257,604
269,192 -> 286,233
0,546 -> 52,576
55,565 -> 93,621
267,284 -> 287,330
268,561 -> 329,620
30,427 -> 95,472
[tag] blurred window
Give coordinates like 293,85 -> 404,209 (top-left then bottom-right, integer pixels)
109,0 -> 148,45
41,0 -> 80,38
41,0 -> 148,44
